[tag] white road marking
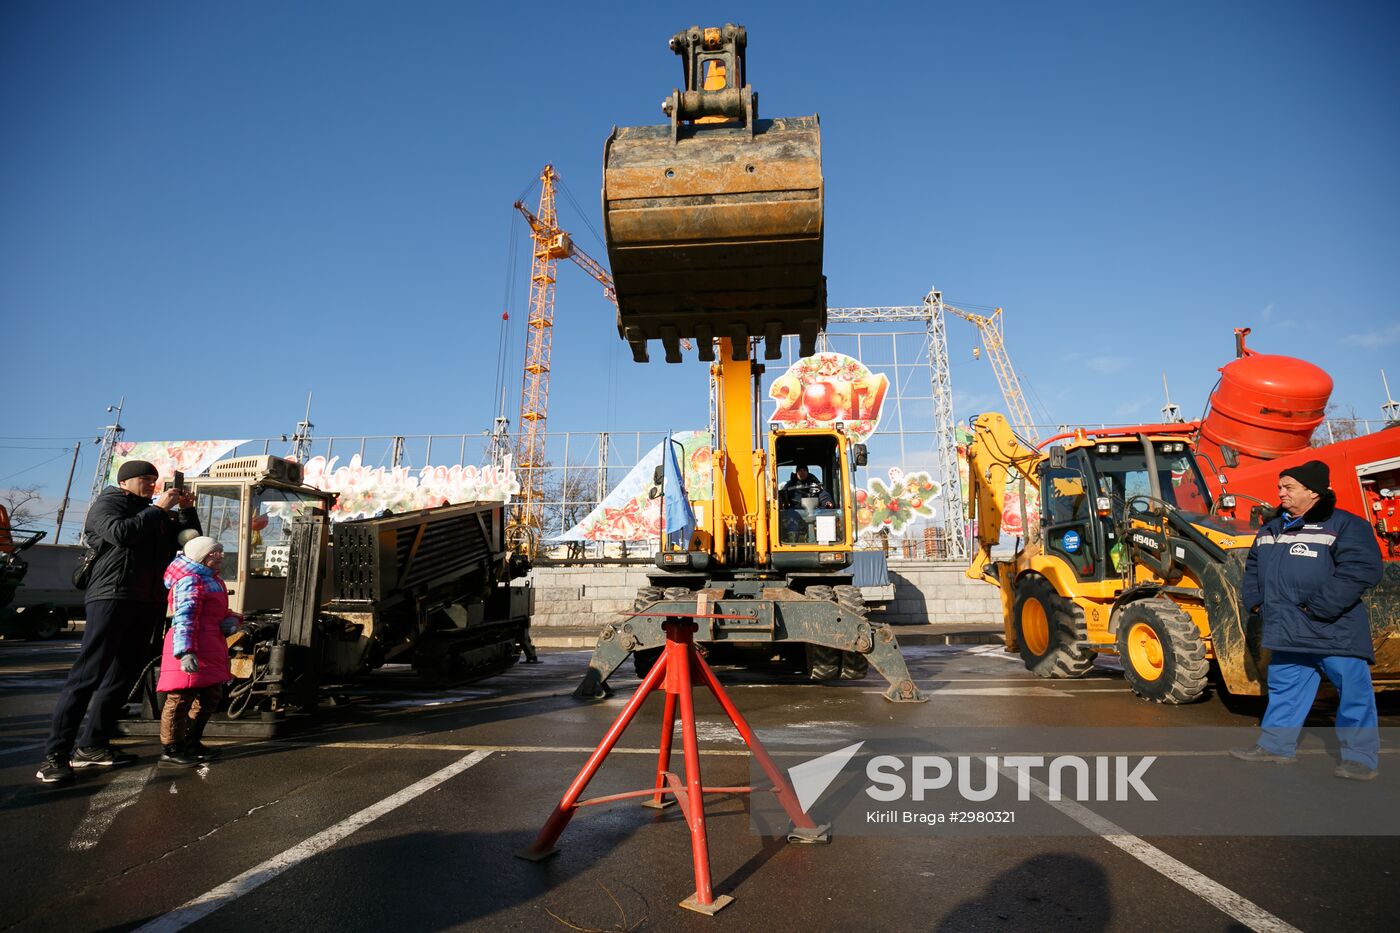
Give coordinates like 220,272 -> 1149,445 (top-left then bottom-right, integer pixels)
133,750 -> 492,933
929,686 -> 1069,697
0,740 -> 45,758
0,676 -> 69,689
1014,768 -> 1302,933
67,765 -> 156,851
271,739 -> 755,757
862,685 -> 1070,697
363,690 -> 496,709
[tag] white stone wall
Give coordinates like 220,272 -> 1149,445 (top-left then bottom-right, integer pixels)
525,559 -> 1003,628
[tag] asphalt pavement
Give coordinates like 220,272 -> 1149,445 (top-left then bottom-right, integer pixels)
2,634 -> 1398,932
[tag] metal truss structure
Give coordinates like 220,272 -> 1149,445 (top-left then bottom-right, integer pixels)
829,289 -> 968,560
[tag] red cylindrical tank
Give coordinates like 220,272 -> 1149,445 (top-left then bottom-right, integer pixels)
1199,328 -> 1333,468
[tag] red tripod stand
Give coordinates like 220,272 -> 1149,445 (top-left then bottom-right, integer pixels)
516,618 -> 828,915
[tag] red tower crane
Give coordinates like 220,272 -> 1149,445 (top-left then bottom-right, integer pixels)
508,165 -> 625,551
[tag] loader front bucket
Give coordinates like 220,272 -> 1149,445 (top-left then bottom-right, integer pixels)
603,115 -> 825,364
1365,562 -> 1400,688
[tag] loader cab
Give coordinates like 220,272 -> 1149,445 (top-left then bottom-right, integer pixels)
1042,437 -> 1226,580
769,430 -> 854,571
1041,447 -> 1102,580
187,458 -> 335,617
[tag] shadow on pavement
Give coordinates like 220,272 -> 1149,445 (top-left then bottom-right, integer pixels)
936,852 -> 1112,931
109,828 -> 622,933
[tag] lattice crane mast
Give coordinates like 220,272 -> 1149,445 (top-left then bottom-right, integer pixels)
514,198 -> 616,304
942,304 -> 1039,443
509,165 -> 683,551
509,164 -> 565,547
514,180 -> 693,343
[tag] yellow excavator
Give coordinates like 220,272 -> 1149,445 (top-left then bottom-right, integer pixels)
964,412 -> 1270,703
573,25 -> 924,702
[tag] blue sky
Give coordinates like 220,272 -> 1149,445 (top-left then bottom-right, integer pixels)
4,1 -> 1398,536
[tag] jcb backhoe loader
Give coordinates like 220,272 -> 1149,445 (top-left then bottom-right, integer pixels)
574,25 -> 923,702
965,413 -> 1400,702
967,412 -> 1262,703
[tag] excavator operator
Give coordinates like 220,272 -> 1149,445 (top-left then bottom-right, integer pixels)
780,465 -> 836,544
782,465 -> 835,510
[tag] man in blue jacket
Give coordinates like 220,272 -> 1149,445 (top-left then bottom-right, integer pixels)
1231,460 -> 1384,780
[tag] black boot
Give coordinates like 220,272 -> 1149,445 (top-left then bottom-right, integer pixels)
185,720 -> 220,760
160,744 -> 200,767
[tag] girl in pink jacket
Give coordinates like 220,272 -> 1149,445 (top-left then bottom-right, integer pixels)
159,536 -> 239,766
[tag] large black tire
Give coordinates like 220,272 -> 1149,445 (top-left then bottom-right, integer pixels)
1011,575 -> 1095,678
803,585 -> 841,681
833,585 -> 871,680
802,584 -> 869,681
634,586 -> 665,609
1115,598 -> 1208,704
631,586 -> 666,678
805,645 -> 841,681
26,607 -> 66,640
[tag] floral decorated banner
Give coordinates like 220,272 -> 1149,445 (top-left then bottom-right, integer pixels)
768,352 -> 890,442
301,453 -> 520,521
553,431 -> 710,542
111,440 -> 249,486
855,468 -> 940,540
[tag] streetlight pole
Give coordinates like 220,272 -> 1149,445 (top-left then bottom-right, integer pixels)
53,442 -> 81,544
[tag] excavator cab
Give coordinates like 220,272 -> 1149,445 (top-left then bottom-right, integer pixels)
768,429 -> 854,571
603,24 -> 826,364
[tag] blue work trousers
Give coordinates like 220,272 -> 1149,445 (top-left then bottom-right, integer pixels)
1258,651 -> 1379,770
44,599 -> 161,758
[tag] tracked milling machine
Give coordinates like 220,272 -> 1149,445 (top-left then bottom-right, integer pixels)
575,24 -> 924,702
125,455 -> 534,735
964,412 -> 1400,704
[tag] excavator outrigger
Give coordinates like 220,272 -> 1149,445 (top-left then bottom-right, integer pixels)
574,24 -> 923,702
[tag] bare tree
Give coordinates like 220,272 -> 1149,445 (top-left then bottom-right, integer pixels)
538,462 -> 602,558
0,484 -> 43,528
1313,404 -> 1363,447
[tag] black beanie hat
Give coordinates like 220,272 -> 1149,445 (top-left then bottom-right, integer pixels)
1279,459 -> 1329,495
116,459 -> 159,483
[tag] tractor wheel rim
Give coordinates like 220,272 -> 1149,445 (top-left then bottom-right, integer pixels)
1127,622 -> 1164,681
1022,599 -> 1050,656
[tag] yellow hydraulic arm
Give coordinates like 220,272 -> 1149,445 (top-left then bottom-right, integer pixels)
963,412 -> 1044,582
704,340 -> 769,568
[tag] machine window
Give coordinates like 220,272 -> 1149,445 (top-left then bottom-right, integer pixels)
1044,470 -> 1090,524
774,436 -> 845,545
1158,450 -> 1212,514
1043,455 -> 1096,578
249,489 -> 320,578
194,486 -> 243,572
1093,448 -> 1213,516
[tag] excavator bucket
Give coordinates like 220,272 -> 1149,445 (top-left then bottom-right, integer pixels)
603,24 -> 825,364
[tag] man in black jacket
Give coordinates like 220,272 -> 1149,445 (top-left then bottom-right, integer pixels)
1230,460 -> 1384,780
36,460 -> 201,783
